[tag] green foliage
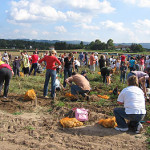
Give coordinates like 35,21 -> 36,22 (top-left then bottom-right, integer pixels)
130,43 -> 145,52
12,112 -> 22,115
24,126 -> 35,130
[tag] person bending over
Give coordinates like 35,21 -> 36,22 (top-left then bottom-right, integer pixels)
65,72 -> 90,100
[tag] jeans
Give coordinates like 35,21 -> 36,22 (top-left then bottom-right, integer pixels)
71,85 -> 88,97
29,63 -> 38,76
63,68 -> 72,87
44,69 -> 56,98
114,108 -> 145,128
120,71 -> 126,83
0,68 -> 12,97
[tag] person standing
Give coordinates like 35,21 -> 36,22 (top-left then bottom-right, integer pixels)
90,52 -> 96,73
38,50 -> 61,100
21,51 -> 30,76
98,55 -> 106,71
29,51 -> 39,76
129,57 -> 135,72
63,53 -> 75,88
13,56 -> 21,77
78,52 -> 84,66
140,56 -> 145,71
114,76 -> 146,133
0,63 -> 14,98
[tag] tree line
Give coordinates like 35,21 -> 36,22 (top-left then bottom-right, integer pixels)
0,39 -> 145,52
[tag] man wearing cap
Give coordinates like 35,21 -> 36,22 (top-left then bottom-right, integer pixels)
65,72 -> 90,100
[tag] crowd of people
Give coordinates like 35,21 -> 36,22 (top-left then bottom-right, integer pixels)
0,50 -> 149,134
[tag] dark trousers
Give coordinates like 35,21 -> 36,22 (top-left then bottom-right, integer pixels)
63,68 -> 72,88
13,67 -> 20,76
0,68 -> 12,97
29,63 -> 38,76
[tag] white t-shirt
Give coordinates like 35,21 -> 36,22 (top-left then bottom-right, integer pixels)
55,79 -> 61,88
117,86 -> 146,114
74,60 -> 80,66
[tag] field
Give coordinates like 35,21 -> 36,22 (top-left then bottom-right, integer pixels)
0,51 -> 150,150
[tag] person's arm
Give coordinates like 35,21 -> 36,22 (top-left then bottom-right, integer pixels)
38,57 -> 45,64
65,77 -> 73,86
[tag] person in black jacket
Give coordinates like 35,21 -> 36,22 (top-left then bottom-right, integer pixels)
99,55 -> 106,71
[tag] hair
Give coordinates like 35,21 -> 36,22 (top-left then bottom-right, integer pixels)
127,75 -> 138,86
68,52 -> 73,57
100,55 -> 104,59
72,72 -> 77,75
49,50 -> 56,56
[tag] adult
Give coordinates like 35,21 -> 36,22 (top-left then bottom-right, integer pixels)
94,52 -> 98,66
21,51 -> 30,76
78,52 -> 84,66
140,56 -> 145,71
65,72 -> 90,100
127,71 -> 149,98
38,50 -> 61,99
129,57 -> 135,72
98,55 -> 106,71
0,63 -> 13,98
121,54 -> 126,66
114,76 -> 146,133
29,51 -> 39,76
90,52 -> 96,72
63,53 -> 75,88
145,55 -> 150,70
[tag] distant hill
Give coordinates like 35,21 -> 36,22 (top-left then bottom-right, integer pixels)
115,43 -> 150,49
5,39 -> 150,49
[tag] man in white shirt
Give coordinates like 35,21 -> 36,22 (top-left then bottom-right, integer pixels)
114,75 -> 146,133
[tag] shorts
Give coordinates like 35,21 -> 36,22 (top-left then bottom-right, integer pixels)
23,67 -> 29,74
90,64 -> 95,72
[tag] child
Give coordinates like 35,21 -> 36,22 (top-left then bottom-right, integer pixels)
120,62 -> 127,84
13,56 -> 21,77
74,58 -> 80,72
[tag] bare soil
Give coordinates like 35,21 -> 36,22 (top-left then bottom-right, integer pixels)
0,94 -> 147,150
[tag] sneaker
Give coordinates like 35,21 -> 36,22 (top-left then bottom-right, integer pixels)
44,96 -> 49,99
115,127 -> 128,132
135,123 -> 143,134
84,93 -> 90,101
3,96 -> 7,99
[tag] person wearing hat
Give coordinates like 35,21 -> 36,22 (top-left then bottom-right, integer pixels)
38,49 -> 61,100
81,70 -> 89,81
127,70 -> 149,98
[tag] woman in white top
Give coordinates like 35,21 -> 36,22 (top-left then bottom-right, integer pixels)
114,75 -> 146,133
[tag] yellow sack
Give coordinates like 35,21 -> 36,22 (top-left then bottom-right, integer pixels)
97,95 -> 110,99
19,72 -> 24,77
24,89 -> 36,100
98,117 -> 117,128
60,117 -> 83,128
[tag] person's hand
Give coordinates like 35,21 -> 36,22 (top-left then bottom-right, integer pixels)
12,71 -> 14,76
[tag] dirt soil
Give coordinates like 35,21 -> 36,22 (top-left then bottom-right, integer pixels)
0,94 -> 147,150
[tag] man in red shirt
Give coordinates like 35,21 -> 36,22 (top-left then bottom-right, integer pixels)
29,51 -> 39,76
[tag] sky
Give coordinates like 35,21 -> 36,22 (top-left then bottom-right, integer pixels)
0,0 -> 150,43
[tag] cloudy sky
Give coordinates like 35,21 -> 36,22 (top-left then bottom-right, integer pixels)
0,0 -> 150,43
